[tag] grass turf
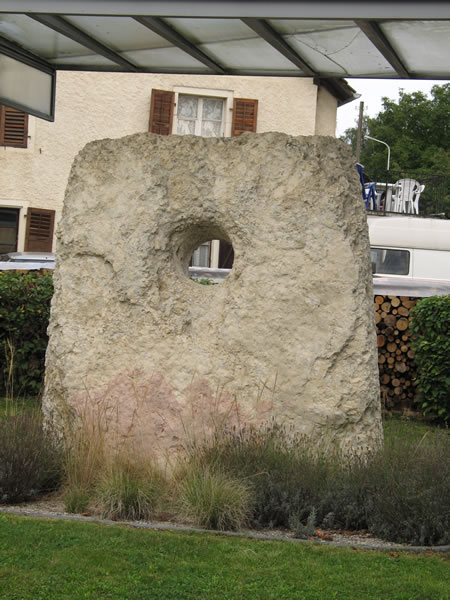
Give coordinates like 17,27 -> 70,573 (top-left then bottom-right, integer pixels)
0,514 -> 448,600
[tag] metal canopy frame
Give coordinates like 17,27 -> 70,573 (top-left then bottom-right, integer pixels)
0,1 -> 449,121
1,1 -> 448,19
30,14 -> 139,72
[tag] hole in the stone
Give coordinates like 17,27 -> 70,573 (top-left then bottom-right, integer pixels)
189,239 -> 234,284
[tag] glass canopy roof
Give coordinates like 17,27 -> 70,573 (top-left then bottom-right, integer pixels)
0,1 -> 449,120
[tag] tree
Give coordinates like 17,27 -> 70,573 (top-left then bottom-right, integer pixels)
340,114 -> 369,155
340,84 -> 449,214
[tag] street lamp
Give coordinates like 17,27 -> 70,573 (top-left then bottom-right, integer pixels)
364,135 -> 391,172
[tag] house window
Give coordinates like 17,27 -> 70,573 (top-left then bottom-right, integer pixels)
176,95 -> 225,137
0,105 -> 28,148
190,241 -> 212,267
188,239 -> 234,270
0,208 -> 19,253
149,89 -> 258,138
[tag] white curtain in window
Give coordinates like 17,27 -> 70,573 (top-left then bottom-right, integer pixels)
177,95 -> 224,137
177,95 -> 198,135
177,119 -> 196,135
178,95 -> 198,118
201,98 -> 223,137
191,242 -> 210,267
202,98 -> 223,120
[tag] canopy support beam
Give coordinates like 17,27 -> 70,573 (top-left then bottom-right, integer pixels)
241,17 -> 315,76
355,20 -> 410,78
30,14 -> 139,72
133,16 -> 226,74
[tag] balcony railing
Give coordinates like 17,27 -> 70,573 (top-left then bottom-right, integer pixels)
363,170 -> 448,218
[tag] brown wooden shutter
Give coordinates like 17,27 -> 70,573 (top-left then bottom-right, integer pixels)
24,208 -> 55,252
0,105 -> 28,148
149,89 -> 175,135
231,98 -> 258,136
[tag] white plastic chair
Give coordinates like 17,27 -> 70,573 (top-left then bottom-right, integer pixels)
412,184 -> 425,215
392,179 -> 420,213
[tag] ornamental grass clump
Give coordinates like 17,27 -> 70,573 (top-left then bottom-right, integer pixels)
97,449 -> 167,521
63,486 -> 91,514
177,462 -> 251,531
0,406 -> 62,503
61,404 -> 107,513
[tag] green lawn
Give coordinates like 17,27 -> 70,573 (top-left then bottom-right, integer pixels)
382,414 -> 448,443
0,514 -> 448,600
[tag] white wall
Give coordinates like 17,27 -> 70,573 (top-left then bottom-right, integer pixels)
0,72 -> 338,250
315,85 -> 338,135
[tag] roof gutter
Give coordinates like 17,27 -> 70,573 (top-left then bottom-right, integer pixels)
316,78 -> 360,107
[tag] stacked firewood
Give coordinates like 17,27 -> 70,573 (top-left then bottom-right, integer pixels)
374,295 -> 419,411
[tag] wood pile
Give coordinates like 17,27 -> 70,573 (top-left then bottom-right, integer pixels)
374,295 -> 419,411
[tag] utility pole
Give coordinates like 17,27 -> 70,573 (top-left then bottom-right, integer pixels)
356,101 -> 364,163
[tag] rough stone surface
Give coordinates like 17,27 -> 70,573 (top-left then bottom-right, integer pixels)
43,132 -> 382,453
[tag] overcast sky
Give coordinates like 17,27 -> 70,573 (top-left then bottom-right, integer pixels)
335,79 -> 446,138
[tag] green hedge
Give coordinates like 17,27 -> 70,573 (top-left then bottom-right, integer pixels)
410,295 -> 450,423
0,271 -> 53,397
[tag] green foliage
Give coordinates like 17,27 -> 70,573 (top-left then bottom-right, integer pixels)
410,295 -> 450,422
289,507 -> 316,539
340,114 -> 370,154
186,421 -> 449,544
340,84 -> 449,215
367,428 -> 449,545
97,452 -> 166,521
192,277 -> 217,285
342,84 -> 449,174
0,408 -> 62,503
177,463 -> 251,530
0,271 -> 53,396
61,404 -> 107,513
63,486 -> 91,514
188,423 -> 367,531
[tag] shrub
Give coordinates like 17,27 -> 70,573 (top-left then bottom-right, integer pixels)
185,420 -> 449,544
0,407 -> 62,503
312,457 -> 370,532
177,463 -> 251,530
289,507 -> 316,539
410,295 -> 450,423
366,429 -> 449,545
0,271 -> 53,396
97,450 -> 166,521
192,278 -> 217,285
188,423 -> 350,530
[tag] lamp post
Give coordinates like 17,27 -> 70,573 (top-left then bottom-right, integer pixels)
364,135 -> 391,172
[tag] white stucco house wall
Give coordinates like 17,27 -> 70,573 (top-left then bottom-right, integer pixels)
0,71 -> 355,255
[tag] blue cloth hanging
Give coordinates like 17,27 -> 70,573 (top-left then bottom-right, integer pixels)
356,163 -> 377,210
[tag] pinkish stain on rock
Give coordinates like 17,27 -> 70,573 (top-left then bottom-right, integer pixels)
65,370 -> 273,454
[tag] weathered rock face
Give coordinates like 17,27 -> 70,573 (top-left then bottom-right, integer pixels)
44,132 -> 382,453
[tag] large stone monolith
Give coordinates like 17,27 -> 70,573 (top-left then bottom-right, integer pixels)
44,132 -> 382,453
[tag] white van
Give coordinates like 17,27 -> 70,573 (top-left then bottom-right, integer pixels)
368,216 -> 450,296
